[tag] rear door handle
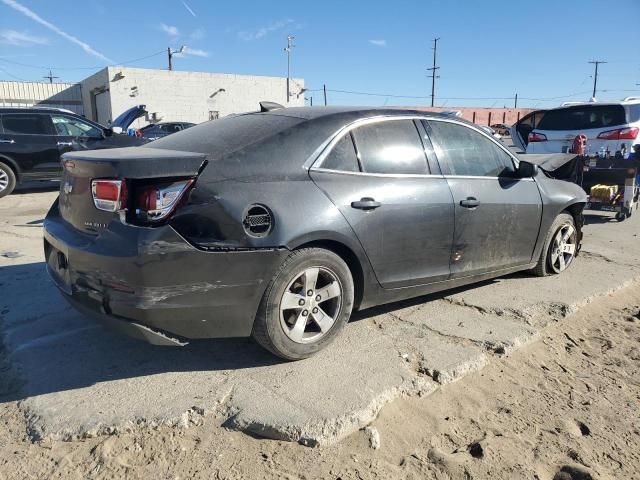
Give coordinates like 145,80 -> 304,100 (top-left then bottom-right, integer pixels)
0,139 -> 15,144
460,197 -> 480,208
351,197 -> 382,210
57,141 -> 73,147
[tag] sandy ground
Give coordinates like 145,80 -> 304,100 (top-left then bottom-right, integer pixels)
1,275 -> 638,479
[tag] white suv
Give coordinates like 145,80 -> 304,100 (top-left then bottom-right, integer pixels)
511,98 -> 640,156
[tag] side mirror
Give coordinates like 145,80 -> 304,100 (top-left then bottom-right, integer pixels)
518,160 -> 538,178
103,128 -> 113,137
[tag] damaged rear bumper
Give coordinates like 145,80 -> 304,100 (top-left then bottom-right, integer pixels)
43,208 -> 289,345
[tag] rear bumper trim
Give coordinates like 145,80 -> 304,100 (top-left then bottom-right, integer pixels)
62,293 -> 188,346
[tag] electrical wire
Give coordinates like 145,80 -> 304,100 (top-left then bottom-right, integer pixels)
0,50 -> 166,71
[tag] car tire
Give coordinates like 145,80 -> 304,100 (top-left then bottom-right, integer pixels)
252,248 -> 354,360
531,213 -> 577,277
0,162 -> 16,198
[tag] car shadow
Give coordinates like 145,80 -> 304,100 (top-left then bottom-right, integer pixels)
0,262 -> 283,403
13,182 -> 60,195
583,213 -> 618,224
0,262 -> 529,403
351,277 -> 501,321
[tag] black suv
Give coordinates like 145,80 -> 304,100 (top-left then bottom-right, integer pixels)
0,107 -> 143,197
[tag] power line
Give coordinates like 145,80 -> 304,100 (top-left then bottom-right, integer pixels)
311,88 -> 604,102
0,50 -> 166,71
588,60 -> 607,98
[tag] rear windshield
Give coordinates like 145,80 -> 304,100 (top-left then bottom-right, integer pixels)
147,113 -> 303,157
537,105 -> 627,131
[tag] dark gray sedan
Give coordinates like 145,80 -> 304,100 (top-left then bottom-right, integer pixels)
43,106 -> 587,360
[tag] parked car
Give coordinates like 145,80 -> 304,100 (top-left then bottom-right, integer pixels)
138,122 -> 196,141
511,98 -> 640,155
491,123 -> 511,136
480,125 -> 502,140
44,106 -> 587,360
0,106 -> 146,197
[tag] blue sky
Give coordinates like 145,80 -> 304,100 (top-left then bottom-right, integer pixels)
1,0 -> 639,108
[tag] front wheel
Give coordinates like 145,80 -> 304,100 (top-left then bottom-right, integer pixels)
0,162 -> 16,198
531,213 -> 578,277
252,248 -> 354,360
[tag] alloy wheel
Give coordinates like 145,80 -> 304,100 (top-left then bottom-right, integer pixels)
0,169 -> 8,192
279,266 -> 343,344
549,223 -> 577,273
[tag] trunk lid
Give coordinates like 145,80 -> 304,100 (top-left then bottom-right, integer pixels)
58,147 -> 206,234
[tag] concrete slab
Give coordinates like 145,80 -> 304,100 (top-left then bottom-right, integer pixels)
1,191 -> 640,446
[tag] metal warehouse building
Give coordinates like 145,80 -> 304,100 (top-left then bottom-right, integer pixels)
1,67 -> 305,128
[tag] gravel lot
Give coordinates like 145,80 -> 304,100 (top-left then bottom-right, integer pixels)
0,182 -> 639,478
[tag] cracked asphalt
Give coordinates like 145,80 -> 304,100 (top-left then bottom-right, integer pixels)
1,185 -> 639,446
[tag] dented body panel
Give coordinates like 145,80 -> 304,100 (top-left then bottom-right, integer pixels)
43,107 -> 588,346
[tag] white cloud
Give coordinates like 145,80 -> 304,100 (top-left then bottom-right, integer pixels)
0,0 -> 113,62
369,39 -> 387,47
160,23 -> 180,37
181,0 -> 196,17
184,47 -> 208,57
0,29 -> 48,46
238,19 -> 294,41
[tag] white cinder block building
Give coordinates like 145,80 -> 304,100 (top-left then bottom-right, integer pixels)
79,67 -> 305,128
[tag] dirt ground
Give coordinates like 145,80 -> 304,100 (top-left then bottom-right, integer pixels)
1,277 -> 639,479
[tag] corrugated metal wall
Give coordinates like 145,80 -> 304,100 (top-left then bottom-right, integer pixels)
0,81 -> 84,115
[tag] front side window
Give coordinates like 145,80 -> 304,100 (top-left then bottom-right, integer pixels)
51,115 -> 102,138
427,120 -> 515,177
1,114 -> 51,135
352,120 -> 428,175
321,133 -> 359,172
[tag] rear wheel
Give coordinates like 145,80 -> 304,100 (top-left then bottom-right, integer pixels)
531,213 -> 578,277
252,248 -> 354,360
0,162 -> 16,198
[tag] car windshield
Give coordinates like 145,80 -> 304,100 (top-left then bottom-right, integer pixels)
536,104 -> 626,131
148,113 -> 303,158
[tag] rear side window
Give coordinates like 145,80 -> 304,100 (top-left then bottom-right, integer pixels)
352,120 -> 428,175
427,120 -> 515,177
537,105 -> 626,130
322,133 -> 359,172
626,104 -> 640,123
1,114 -> 51,135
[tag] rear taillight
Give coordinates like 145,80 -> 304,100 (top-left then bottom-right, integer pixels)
597,127 -> 639,140
91,180 -> 127,212
528,132 -> 547,143
134,179 -> 194,222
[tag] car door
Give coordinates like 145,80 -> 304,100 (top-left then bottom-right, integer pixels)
310,118 -> 454,289
50,114 -> 106,158
425,119 -> 542,278
510,110 -> 546,152
0,112 -> 58,179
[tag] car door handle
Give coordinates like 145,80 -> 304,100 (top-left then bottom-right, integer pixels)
0,139 -> 15,144
351,197 -> 381,210
57,141 -> 73,147
460,197 -> 480,208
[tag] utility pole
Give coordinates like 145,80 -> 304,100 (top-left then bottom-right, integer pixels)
588,60 -> 607,98
284,34 -> 295,103
427,37 -> 440,107
167,46 -> 186,71
514,93 -> 518,108
323,84 -> 327,105
43,69 -> 58,84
